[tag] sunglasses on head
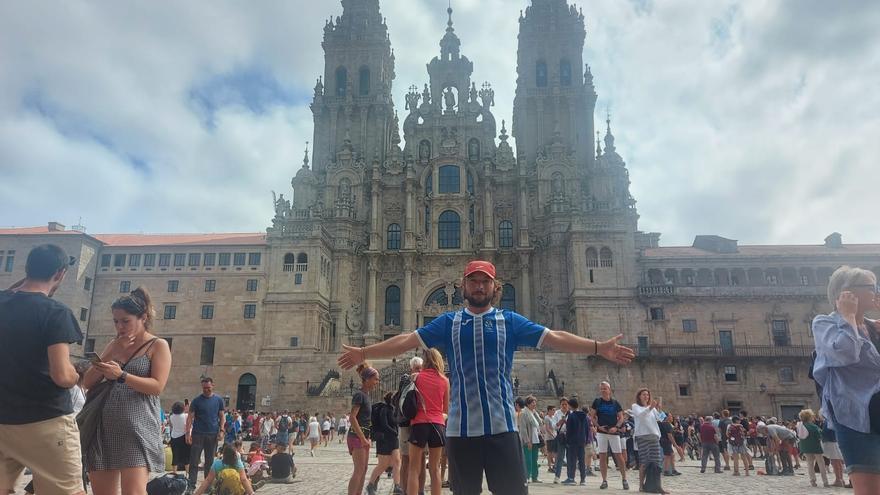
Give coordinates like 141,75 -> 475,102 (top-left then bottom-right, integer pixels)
847,284 -> 879,293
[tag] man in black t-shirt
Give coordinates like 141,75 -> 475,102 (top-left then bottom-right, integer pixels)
0,244 -> 84,495
590,381 -> 629,490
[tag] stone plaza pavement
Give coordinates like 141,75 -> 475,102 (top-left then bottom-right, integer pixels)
254,440 -> 831,495
12,439 -> 834,494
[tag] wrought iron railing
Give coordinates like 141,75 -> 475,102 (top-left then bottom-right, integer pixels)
630,344 -> 813,359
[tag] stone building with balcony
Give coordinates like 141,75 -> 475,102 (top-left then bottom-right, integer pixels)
2,0 -> 878,418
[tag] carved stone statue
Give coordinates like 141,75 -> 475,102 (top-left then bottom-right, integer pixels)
468,139 -> 480,162
551,173 -> 565,197
419,140 -> 431,161
422,84 -> 432,106
443,87 -> 456,112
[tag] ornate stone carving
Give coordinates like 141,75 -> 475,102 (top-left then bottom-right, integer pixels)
439,127 -> 459,156
345,297 -> 363,333
383,201 -> 403,218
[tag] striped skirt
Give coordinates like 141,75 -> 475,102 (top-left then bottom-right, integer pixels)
636,434 -> 663,466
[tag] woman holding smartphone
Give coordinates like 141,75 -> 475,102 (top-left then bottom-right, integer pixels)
82,288 -> 172,495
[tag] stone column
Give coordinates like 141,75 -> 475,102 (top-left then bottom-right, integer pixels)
518,177 -> 530,247
365,256 -> 379,344
482,179 -> 495,248
404,174 -> 415,249
519,253 -> 532,317
370,167 -> 381,250
403,256 -> 414,331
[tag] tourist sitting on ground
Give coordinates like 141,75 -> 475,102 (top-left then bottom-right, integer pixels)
193,443 -> 255,495
245,443 -> 269,481
268,443 -> 296,483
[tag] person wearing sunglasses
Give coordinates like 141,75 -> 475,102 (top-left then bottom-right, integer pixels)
812,266 -> 880,495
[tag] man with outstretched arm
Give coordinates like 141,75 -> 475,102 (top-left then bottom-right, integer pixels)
339,260 -> 635,495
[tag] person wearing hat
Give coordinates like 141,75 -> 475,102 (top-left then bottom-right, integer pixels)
339,260 -> 635,495
0,244 -> 85,495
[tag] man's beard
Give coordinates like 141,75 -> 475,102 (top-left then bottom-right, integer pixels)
463,286 -> 494,308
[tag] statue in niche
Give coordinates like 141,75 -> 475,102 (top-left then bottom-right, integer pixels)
551,172 -> 565,197
422,84 -> 432,106
418,140 -> 431,161
443,87 -> 456,112
337,178 -> 352,202
271,191 -> 290,217
468,138 -> 480,162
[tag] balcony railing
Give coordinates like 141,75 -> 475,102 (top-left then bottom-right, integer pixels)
631,344 -> 813,359
638,285 -> 825,298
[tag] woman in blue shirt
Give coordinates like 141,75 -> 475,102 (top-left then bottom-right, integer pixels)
812,266 -> 880,495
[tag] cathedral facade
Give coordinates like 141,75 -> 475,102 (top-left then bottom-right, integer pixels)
2,0 -> 878,419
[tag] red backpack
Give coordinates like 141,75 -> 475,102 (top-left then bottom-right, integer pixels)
728,423 -> 744,446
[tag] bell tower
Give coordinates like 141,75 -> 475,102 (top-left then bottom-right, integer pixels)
512,0 -> 597,167
311,0 -> 396,172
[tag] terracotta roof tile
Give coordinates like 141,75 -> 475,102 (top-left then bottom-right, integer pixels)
0,226 -> 265,247
643,244 -> 880,258
0,226 -> 82,235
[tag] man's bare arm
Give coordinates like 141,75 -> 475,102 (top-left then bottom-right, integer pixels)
337,332 -> 421,369
541,331 -> 635,365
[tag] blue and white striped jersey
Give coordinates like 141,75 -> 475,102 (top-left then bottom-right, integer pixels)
415,307 -> 548,438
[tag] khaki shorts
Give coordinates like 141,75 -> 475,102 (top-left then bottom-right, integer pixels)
0,414 -> 84,495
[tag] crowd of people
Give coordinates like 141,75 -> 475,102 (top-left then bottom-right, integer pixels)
0,248 -> 878,495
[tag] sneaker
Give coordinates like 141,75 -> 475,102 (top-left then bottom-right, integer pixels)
724,466 -> 730,471
366,482 -> 377,495
553,477 -> 560,484
580,480 -> 587,486
700,469 -> 706,474
672,470 -> 682,475
441,481 -> 450,488
561,479 -> 576,485
393,486 -> 404,495
531,479 -> 543,483
622,480 -> 630,490
586,470 -> 595,476
600,480 -> 609,489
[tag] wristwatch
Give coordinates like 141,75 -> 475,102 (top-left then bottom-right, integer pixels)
117,371 -> 128,384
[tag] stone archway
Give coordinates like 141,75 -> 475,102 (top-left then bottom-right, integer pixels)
236,373 -> 257,411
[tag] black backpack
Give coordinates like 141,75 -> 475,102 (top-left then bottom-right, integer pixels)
146,474 -> 187,495
371,402 -> 387,441
391,374 -> 412,426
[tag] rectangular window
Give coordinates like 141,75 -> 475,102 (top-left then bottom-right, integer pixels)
438,165 -> 460,193
84,277 -> 92,291
3,252 -> 13,272
772,319 -> 790,346
188,253 -> 201,266
100,254 -> 112,267
248,253 -> 261,266
204,280 -> 216,292
290,337 -> 300,348
173,254 -> 186,267
246,279 -> 258,292
79,308 -> 88,322
143,253 -> 156,267
201,304 -> 214,320
243,304 -> 256,319
637,336 -> 649,357
766,274 -> 779,285
200,337 -> 215,365
724,365 -> 738,382
649,307 -> 665,321
158,254 -> 171,267
128,254 -> 141,267
294,273 -> 303,285
218,253 -> 231,266
233,253 -> 246,266
801,275 -> 810,286
203,253 -> 216,266
119,281 -> 131,293
165,337 -> 172,350
167,280 -> 179,293
678,384 -> 690,397
779,366 -> 795,383
113,254 -> 126,267
164,304 -> 177,320
84,338 -> 96,353
682,319 -> 698,333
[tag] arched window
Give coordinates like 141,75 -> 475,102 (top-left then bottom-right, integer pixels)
586,248 -> 599,268
384,285 -> 400,325
358,66 -> 370,96
600,247 -> 613,268
499,220 -> 513,248
560,59 -> 572,86
439,165 -> 460,193
426,287 -> 448,306
335,67 -> 347,97
283,253 -> 295,272
500,283 -> 516,311
536,60 -> 548,87
387,223 -> 401,250
297,253 -> 308,264
438,210 -> 461,249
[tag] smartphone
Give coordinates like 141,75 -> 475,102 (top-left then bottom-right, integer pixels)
84,352 -> 102,364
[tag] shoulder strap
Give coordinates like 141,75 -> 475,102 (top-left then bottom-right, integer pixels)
123,337 -> 159,368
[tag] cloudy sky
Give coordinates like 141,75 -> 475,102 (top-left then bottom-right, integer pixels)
1,0 -> 878,246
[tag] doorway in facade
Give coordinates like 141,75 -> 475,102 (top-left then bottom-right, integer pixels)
237,373 -> 257,411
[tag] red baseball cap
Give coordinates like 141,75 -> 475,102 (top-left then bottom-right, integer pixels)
463,260 -> 496,279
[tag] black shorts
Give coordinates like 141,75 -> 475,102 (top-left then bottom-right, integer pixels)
546,438 -> 557,451
661,442 -> 674,456
747,437 -> 757,446
758,437 -> 767,446
447,432 -> 527,495
377,435 -> 399,456
718,440 -> 728,451
409,423 -> 446,449
322,430 -> 330,437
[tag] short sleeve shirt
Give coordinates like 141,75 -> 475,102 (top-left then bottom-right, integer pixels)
416,307 -> 549,437
210,458 -> 244,473
190,394 -> 225,434
591,397 -> 623,429
350,390 -> 371,435
0,290 -> 83,424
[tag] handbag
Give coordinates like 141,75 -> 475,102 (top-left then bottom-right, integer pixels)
146,473 -> 188,495
76,338 -> 158,455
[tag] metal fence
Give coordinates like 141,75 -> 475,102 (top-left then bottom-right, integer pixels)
631,344 -> 813,359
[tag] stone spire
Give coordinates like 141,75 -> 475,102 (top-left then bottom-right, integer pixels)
302,142 -> 310,169
596,130 -> 602,159
604,112 -> 616,153
440,3 -> 461,60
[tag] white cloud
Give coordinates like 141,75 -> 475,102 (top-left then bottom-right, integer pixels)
1,0 -> 878,247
